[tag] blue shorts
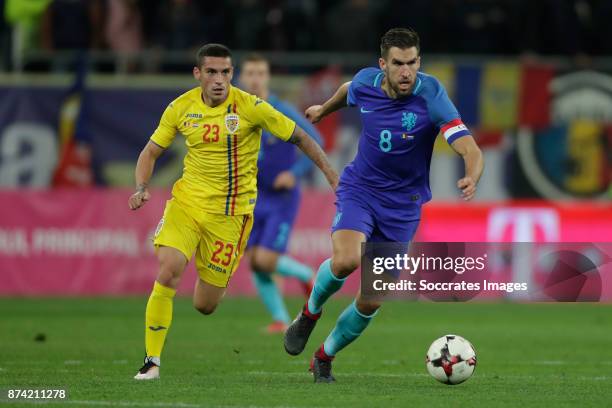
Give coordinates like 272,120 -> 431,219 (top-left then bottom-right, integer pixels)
247,188 -> 300,253
331,185 -> 421,243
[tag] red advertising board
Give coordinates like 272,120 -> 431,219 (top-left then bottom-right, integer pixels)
0,189 -> 610,297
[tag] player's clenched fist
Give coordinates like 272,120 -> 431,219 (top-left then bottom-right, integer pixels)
305,105 -> 324,124
129,187 -> 150,210
457,177 -> 477,201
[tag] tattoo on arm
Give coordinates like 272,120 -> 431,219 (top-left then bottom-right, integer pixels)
136,183 -> 148,193
287,126 -> 338,189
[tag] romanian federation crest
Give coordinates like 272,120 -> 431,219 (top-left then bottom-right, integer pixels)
225,113 -> 240,134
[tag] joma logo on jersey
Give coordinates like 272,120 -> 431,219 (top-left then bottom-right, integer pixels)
402,112 -> 418,132
186,113 -> 203,119
207,262 -> 227,274
225,114 -> 240,134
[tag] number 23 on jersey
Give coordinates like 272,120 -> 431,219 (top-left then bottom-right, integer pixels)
202,124 -> 220,143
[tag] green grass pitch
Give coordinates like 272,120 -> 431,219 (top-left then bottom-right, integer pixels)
1,297 -> 611,407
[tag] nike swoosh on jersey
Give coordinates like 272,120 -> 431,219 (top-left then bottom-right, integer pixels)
360,107 -> 374,113
148,326 -> 167,331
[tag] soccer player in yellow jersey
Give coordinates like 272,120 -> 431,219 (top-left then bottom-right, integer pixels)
128,44 -> 338,380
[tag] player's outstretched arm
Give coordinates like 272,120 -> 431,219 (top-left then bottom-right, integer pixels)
288,126 -> 339,191
129,141 -> 165,210
450,136 -> 484,201
305,81 -> 351,124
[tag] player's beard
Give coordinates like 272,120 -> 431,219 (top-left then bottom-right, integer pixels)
391,80 -> 413,98
384,68 -> 413,98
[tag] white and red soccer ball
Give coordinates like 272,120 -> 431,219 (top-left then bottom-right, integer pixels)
426,334 -> 477,385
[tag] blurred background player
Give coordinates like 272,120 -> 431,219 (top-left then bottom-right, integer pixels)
239,54 -> 323,334
128,44 -> 337,380
284,28 -> 484,382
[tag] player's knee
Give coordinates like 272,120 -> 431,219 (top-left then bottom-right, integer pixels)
332,253 -> 361,278
157,261 -> 183,288
193,301 -> 218,315
250,250 -> 276,273
355,299 -> 381,316
156,267 -> 181,288
156,249 -> 185,288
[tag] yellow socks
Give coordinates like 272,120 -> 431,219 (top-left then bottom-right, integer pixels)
145,281 -> 176,363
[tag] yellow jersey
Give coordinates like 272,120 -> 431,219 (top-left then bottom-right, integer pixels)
150,86 -> 296,215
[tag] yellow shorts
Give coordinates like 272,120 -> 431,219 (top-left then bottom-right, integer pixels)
153,198 -> 253,288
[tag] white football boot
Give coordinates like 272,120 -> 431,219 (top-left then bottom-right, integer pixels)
134,356 -> 160,380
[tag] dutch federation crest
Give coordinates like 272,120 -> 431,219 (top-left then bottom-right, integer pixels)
225,113 -> 240,134
402,111 -> 418,132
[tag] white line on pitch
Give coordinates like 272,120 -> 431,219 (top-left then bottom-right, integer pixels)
533,360 -> 566,365
247,370 -> 424,378
287,360 -> 309,365
0,401 -> 200,407
0,400 -> 303,408
247,370 -> 612,382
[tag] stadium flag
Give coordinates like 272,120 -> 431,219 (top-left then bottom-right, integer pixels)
479,62 -> 520,130
428,62 -> 456,154
454,64 -> 482,127
564,120 -> 607,195
519,63 -> 554,129
52,56 -> 94,187
299,66 -> 341,151
425,62 -> 455,99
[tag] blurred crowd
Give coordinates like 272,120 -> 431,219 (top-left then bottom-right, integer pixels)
2,0 -> 612,71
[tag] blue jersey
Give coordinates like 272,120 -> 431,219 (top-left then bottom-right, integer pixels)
343,68 -> 470,207
257,94 -> 323,193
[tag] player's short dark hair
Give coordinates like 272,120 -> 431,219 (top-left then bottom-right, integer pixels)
380,28 -> 420,59
241,53 -> 269,68
196,44 -> 232,67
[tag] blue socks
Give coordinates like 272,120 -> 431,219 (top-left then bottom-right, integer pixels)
323,301 -> 377,356
307,258 -> 347,315
304,259 -> 377,357
252,255 -> 313,324
276,255 -> 313,283
251,271 -> 290,324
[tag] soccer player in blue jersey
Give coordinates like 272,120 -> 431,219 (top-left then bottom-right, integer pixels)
239,54 -> 323,333
284,28 -> 484,382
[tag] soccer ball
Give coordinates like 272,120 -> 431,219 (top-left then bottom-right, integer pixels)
426,334 -> 477,385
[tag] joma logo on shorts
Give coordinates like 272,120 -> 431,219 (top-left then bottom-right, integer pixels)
207,263 -> 227,274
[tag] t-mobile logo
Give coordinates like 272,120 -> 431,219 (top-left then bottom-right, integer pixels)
486,208 -> 560,299
487,208 -> 560,242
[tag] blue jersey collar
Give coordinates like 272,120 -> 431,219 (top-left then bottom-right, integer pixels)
267,93 -> 279,106
413,76 -> 423,95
